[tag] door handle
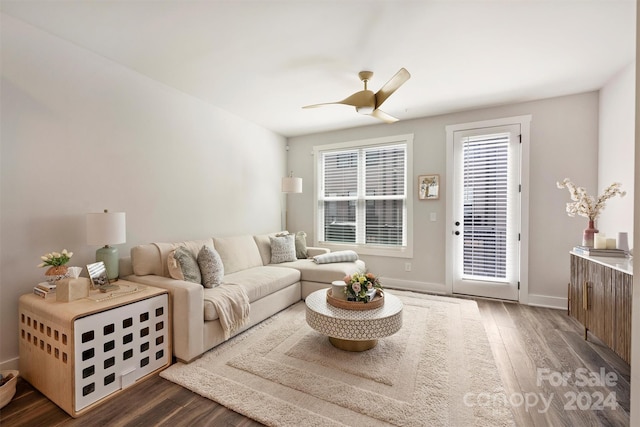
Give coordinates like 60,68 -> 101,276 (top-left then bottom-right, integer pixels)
455,221 -> 460,226
454,231 -> 460,236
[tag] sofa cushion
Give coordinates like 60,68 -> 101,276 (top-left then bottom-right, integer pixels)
270,234 -> 297,264
131,239 -> 214,278
131,243 -> 165,276
213,235 -> 263,274
295,231 -> 308,259
253,231 -> 287,266
167,250 -> 185,280
223,266 -> 300,303
203,266 -> 299,321
170,247 -> 202,284
273,259 -> 366,284
197,245 -> 224,288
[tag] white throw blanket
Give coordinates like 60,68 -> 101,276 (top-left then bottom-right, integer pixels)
205,284 -> 250,340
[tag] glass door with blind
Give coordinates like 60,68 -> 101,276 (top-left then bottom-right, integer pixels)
449,124 -> 521,300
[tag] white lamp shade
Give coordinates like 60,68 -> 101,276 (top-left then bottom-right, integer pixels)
282,176 -> 303,193
86,211 -> 126,245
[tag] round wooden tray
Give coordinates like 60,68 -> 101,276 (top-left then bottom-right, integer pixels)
326,289 -> 384,310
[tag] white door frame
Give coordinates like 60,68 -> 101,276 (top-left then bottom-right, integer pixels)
445,115 -> 530,303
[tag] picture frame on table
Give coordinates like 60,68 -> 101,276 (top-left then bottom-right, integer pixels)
418,174 -> 440,200
86,261 -> 112,290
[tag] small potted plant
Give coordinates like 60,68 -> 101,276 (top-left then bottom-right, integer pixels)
38,249 -> 73,282
343,272 -> 383,302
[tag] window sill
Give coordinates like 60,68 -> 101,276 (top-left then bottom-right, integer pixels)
317,242 -> 413,259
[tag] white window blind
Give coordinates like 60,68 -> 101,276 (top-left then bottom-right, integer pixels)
322,150 -> 358,243
462,133 -> 510,279
319,143 -> 407,247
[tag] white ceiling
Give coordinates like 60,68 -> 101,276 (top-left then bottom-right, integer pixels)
1,0 -> 636,137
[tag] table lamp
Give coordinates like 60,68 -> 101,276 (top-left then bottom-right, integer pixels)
86,210 -> 126,281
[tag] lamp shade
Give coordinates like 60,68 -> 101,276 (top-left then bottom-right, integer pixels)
282,176 -> 303,193
86,211 -> 126,245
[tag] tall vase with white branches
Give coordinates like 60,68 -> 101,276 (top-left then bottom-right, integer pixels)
556,178 -> 626,247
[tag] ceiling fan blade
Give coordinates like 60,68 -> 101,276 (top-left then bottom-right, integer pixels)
302,90 -> 375,109
340,90 -> 375,107
374,68 -> 411,108
302,102 -> 339,109
370,109 -> 399,123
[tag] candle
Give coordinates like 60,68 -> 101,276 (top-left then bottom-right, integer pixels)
594,234 -> 607,249
606,238 -> 616,249
618,232 -> 629,251
331,281 -> 348,300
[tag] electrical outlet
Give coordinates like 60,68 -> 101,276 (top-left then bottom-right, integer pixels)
405,262 -> 412,272
430,212 -> 437,222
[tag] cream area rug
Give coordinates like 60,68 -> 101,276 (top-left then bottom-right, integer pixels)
160,290 -> 515,426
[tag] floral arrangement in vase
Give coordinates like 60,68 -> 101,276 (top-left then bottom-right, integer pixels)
556,178 -> 625,246
38,249 -> 73,282
342,272 -> 382,302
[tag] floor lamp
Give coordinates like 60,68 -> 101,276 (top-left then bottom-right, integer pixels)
282,172 -> 302,230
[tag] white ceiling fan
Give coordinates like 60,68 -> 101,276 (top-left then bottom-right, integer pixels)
303,68 -> 411,123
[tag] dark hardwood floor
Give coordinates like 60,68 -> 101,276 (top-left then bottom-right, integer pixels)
1,297 -> 630,426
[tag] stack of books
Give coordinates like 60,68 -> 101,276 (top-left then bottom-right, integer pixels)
33,282 -> 56,299
573,246 -> 629,258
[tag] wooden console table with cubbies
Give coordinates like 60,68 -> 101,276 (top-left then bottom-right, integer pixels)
567,252 -> 632,364
18,281 -> 171,417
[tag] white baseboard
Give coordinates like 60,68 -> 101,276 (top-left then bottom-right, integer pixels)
0,356 -> 19,371
382,278 -> 448,295
526,294 -> 568,310
383,277 -> 568,310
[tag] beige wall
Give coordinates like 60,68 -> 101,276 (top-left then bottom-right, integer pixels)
0,14 -> 286,367
598,61 -> 635,248
287,92 -> 600,308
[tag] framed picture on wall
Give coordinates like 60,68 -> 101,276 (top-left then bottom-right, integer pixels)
418,174 -> 440,200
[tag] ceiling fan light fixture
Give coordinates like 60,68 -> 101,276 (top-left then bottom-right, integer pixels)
356,106 -> 374,115
303,68 -> 410,123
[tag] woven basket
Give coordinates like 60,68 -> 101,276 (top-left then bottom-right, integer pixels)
326,289 -> 384,310
0,370 -> 18,409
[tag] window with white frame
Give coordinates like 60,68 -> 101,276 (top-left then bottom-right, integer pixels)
314,134 -> 413,257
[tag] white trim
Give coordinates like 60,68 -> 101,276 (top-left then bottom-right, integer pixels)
526,294 -> 567,310
446,115 -> 531,304
519,118 -> 531,305
0,356 -> 19,371
382,278 -> 448,295
317,242 -> 413,258
377,277 -> 566,309
313,134 -> 415,153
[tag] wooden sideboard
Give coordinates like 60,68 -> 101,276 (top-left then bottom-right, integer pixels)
567,252 -> 632,364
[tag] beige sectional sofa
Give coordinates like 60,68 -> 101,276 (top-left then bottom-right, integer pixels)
120,232 -> 365,363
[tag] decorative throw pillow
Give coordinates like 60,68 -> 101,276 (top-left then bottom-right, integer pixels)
169,246 -> 201,284
312,250 -> 359,264
295,231 -> 308,259
270,234 -> 297,264
197,245 -> 224,288
167,250 -> 184,280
